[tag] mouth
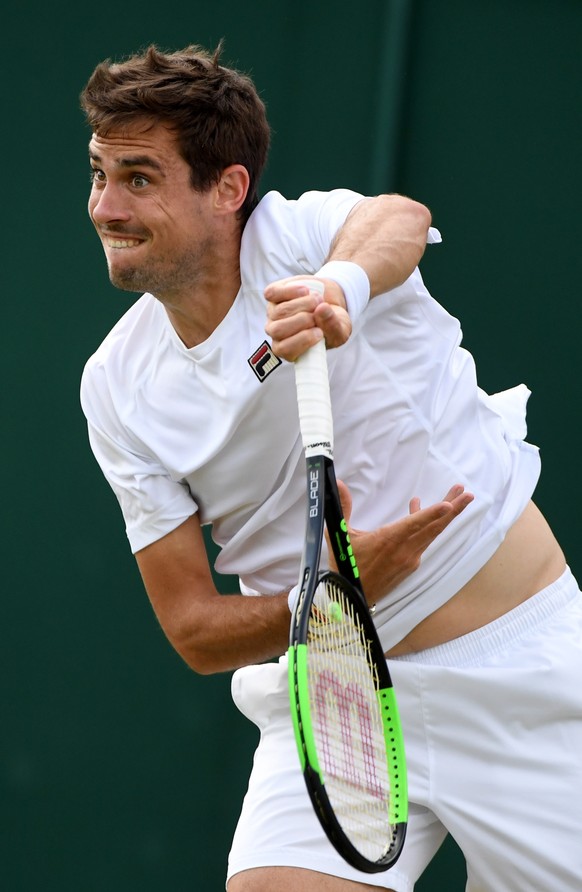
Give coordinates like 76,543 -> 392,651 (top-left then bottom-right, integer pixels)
105,237 -> 144,249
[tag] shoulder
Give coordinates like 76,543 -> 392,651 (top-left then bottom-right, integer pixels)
240,189 -> 365,288
245,189 -> 365,238
80,293 -> 162,419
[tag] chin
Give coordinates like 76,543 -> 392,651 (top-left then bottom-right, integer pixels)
108,266 -> 145,293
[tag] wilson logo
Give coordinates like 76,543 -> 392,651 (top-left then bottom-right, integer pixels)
314,668 -> 384,799
248,341 -> 282,382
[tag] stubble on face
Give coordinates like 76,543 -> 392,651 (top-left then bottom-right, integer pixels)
89,122 -> 219,304
105,229 -> 214,299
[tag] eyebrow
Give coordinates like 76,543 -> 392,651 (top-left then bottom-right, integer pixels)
89,150 -> 165,175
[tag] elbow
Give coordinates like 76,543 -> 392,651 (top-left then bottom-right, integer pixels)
408,195 -> 432,228
390,193 -> 432,237
412,199 -> 432,239
377,192 -> 432,241
381,192 -> 431,225
188,658 -> 220,677
386,193 -> 433,267
176,639 -> 224,676
164,618 -> 224,676
412,199 -> 433,265
178,648 -> 224,677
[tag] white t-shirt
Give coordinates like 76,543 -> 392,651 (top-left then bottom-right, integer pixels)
81,189 -> 541,650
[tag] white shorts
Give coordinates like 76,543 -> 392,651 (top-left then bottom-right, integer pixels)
227,567 -> 582,891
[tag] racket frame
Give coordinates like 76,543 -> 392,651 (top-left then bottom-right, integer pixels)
287,307 -> 408,873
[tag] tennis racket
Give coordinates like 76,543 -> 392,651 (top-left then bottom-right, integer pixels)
287,279 -> 408,873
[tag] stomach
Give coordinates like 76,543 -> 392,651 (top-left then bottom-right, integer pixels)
387,500 -> 566,657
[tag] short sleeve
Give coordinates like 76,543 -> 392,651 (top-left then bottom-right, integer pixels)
81,362 -> 197,554
240,189 -> 365,285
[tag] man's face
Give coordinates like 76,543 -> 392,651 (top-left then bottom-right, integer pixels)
88,120 -> 217,299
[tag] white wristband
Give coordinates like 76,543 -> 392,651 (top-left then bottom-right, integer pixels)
288,584 -> 299,613
316,260 -> 370,324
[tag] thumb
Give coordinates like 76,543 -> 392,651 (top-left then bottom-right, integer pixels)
336,478 -> 353,525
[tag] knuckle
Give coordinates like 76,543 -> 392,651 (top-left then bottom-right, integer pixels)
399,551 -> 420,573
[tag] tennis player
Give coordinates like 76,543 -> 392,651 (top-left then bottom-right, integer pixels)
79,44 -> 582,892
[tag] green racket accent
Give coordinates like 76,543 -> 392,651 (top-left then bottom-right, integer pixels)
335,518 -> 360,579
288,645 -> 305,770
378,687 -> 409,825
288,644 -> 322,778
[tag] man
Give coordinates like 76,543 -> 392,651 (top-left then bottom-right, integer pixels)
80,44 -> 582,891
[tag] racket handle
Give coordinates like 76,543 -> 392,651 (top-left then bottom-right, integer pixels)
294,280 -> 334,459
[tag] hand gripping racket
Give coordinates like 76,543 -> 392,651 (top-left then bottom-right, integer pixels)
287,280 -> 408,873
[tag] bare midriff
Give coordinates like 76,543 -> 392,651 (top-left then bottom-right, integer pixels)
387,500 -> 566,657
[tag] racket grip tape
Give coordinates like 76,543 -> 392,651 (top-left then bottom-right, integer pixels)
293,279 -> 334,458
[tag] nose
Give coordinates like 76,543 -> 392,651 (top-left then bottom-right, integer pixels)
89,181 -> 131,226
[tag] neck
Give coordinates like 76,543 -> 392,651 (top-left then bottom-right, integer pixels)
155,221 -> 243,348
162,264 -> 242,348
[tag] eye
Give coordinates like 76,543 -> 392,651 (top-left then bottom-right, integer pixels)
131,174 -> 150,189
90,168 -> 106,186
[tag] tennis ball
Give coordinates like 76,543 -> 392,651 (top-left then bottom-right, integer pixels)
328,601 -> 343,623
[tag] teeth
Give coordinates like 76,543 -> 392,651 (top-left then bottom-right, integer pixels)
106,238 -> 141,248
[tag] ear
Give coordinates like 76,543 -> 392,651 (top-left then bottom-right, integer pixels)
215,164 -> 250,215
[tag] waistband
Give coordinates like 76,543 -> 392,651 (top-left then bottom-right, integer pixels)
390,566 -> 579,668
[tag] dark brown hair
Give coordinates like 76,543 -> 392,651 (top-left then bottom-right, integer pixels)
80,43 -> 270,222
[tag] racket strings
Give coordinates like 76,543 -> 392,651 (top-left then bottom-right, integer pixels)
307,578 -> 396,861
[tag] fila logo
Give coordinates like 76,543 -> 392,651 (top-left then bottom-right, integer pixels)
248,341 -> 282,382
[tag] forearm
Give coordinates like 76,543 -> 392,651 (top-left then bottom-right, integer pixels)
327,194 -> 432,296
264,194 -> 432,359
166,590 -> 291,675
136,515 -> 292,675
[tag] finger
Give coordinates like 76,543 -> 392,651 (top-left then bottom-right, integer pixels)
447,490 -> 475,515
264,278 -> 323,305
266,308 -> 351,359
268,327 -> 324,362
266,291 -> 323,322
265,307 -> 322,361
336,479 -> 353,524
409,485 -> 468,519
267,302 -> 350,348
266,308 -> 319,341
313,302 -> 352,348
440,483 -> 466,503
401,492 -> 474,546
409,496 -> 421,514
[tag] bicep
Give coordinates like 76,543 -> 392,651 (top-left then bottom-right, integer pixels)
135,514 -> 221,647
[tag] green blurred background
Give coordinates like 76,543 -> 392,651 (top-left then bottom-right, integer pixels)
2,1 -> 580,888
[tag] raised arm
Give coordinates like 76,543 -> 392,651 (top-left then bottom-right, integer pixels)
265,193 -> 432,360
327,193 -> 432,297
